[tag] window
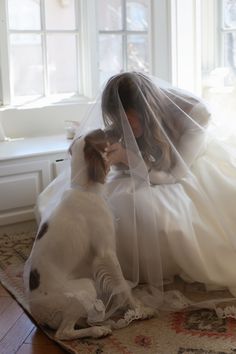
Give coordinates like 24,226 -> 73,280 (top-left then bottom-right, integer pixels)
0,0 -> 151,106
4,0 -> 80,105
220,0 -> 236,76
97,0 -> 150,85
201,0 -> 236,130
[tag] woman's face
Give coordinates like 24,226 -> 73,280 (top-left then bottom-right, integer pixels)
126,109 -> 143,138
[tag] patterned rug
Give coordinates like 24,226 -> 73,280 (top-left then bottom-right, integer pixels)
1,221 -> 236,354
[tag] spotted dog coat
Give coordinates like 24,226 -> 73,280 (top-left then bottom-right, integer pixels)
24,130 -> 144,340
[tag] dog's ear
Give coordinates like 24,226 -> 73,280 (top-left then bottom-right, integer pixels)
84,130 -> 107,184
68,135 -> 82,156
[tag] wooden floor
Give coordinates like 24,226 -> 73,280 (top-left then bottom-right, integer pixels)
0,284 -> 66,354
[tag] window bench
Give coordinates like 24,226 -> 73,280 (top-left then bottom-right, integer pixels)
0,135 -> 71,226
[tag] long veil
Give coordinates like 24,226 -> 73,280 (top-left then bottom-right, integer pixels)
28,72 -> 236,324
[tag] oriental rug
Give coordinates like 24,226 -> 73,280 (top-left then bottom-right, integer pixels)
1,221 -> 236,354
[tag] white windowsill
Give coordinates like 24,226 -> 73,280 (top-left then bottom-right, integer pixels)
0,134 -> 71,161
0,94 -> 93,111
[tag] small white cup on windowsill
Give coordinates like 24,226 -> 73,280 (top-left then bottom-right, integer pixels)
64,120 -> 79,139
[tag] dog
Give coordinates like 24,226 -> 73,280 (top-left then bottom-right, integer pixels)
24,129 -> 151,341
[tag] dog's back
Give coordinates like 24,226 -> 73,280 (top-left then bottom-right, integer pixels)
29,188 -> 115,291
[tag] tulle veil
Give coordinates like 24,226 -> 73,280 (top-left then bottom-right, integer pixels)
25,71 -> 236,325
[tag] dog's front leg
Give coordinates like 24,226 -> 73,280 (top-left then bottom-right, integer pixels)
55,317 -> 111,340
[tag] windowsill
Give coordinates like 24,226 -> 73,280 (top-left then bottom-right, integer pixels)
0,94 -> 94,111
0,134 -> 71,161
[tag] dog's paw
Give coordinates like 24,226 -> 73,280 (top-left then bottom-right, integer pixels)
130,297 -> 156,320
137,305 -> 156,319
55,330 -> 73,341
91,325 -> 112,338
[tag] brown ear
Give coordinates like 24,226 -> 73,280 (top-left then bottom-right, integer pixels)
68,141 -> 74,156
68,136 -> 82,156
84,132 -> 107,184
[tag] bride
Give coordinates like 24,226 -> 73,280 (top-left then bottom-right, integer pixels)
37,71 -> 236,318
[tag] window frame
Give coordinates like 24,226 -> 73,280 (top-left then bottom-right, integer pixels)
97,0 -> 152,81
0,0 -> 172,109
0,0 -> 11,105
201,0 -> 236,87
0,0 -> 100,106
219,0 -> 236,68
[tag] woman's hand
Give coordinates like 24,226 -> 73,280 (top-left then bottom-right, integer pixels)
104,142 -> 128,166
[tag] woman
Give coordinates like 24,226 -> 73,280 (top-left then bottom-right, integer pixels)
39,72 -> 236,317
101,72 -> 211,183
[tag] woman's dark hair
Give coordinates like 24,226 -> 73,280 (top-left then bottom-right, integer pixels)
101,72 -> 179,171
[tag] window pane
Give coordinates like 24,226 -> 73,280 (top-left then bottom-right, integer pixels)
126,0 -> 149,31
99,35 -> 123,85
45,0 -> 76,30
98,0 -> 122,31
223,0 -> 236,28
10,34 -> 43,97
127,35 -> 149,73
47,35 -> 77,94
8,0 -> 41,30
223,32 -> 236,75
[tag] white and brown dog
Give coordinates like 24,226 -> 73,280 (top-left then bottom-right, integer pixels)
24,129 -> 151,341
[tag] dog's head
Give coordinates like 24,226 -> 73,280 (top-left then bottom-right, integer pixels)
83,129 -> 118,184
83,129 -> 107,184
70,129 -> 119,185
84,129 -> 118,183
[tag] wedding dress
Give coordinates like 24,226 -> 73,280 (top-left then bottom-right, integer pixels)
35,72 -> 236,320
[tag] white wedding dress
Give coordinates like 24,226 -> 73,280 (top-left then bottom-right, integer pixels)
37,102 -> 236,315
105,136 -> 236,293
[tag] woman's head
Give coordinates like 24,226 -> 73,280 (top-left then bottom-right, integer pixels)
102,72 -> 159,134
101,72 -> 176,170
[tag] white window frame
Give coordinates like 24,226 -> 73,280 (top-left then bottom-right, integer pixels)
0,0 -> 205,106
201,0 -> 236,90
218,0 -> 236,68
0,0 -> 100,106
0,0 -> 204,139
0,0 -> 11,105
97,0 -> 152,76
201,0 -> 219,78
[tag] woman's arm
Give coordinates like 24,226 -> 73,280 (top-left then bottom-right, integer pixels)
149,102 -> 211,184
170,127 -> 207,179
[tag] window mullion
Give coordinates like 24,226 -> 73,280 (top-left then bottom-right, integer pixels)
41,0 -> 49,97
220,0 -> 227,67
0,0 -> 11,105
122,0 -> 127,71
99,30 -> 146,35
148,0 -> 153,74
74,0 -> 81,95
79,0 -> 98,98
9,29 -> 80,34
